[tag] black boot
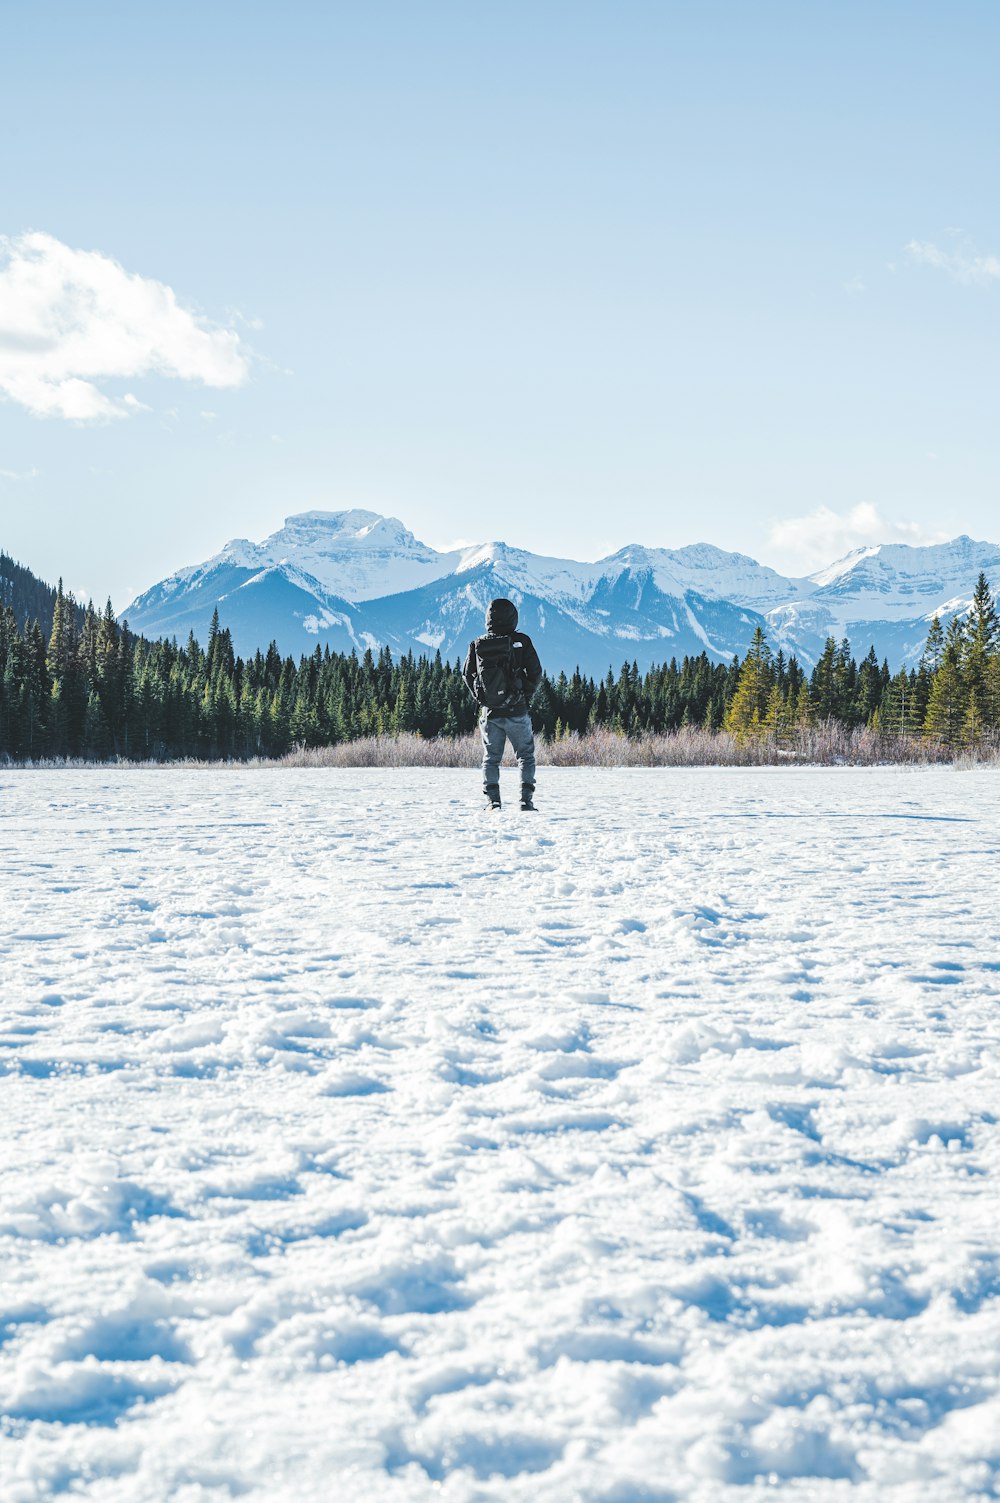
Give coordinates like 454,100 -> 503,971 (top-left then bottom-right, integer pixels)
520,784 -> 536,811
484,785 -> 501,811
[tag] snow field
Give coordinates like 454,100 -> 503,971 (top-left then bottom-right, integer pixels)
1,766 -> 999,1502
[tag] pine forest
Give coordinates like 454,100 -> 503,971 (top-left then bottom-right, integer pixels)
1,555 -> 999,763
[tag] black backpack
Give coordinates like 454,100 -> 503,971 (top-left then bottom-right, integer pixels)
473,634 -> 523,710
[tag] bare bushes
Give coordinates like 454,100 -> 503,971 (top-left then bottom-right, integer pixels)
6,724 -> 993,770
274,723 -> 965,769
278,735 -> 478,768
952,740 -> 1000,769
554,724 -> 959,767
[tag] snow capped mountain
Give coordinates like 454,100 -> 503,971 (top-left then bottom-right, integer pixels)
123,510 -> 463,663
124,513 -> 780,673
766,535 -> 1000,666
138,510 -> 459,613
123,512 -> 1000,674
259,510 -> 460,600
453,541 -> 598,605
805,535 -> 999,610
598,542 -> 813,612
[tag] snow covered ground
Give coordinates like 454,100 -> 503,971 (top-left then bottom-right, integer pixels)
2,766 -> 999,1503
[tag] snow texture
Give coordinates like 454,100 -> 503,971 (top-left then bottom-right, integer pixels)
2,767 -> 999,1502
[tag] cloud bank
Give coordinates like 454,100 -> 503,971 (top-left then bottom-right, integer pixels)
768,504 -> 949,575
906,238 -> 1000,286
0,232 -> 249,420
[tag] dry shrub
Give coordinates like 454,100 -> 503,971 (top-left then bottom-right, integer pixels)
952,742 -> 1000,769
273,723 -> 966,769
278,734 -> 479,768
6,724 -> 996,770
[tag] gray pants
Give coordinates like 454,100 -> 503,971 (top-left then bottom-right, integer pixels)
480,712 -> 536,792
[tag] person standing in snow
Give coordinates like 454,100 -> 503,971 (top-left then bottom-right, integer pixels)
462,597 -> 543,811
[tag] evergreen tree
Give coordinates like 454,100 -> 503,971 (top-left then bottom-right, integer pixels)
724,627 -> 773,740
880,668 -> 918,738
793,679 -> 814,730
1,552 -> 85,638
22,619 -> 50,757
923,617 -> 966,745
810,637 -> 838,719
855,646 -> 883,725
834,638 -> 856,723
761,683 -> 790,743
961,688 -> 987,749
392,673 -> 417,734
531,677 -> 559,739
962,573 -> 999,730
921,615 -> 944,676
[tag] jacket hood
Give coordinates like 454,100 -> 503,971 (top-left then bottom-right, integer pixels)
486,597 -> 518,633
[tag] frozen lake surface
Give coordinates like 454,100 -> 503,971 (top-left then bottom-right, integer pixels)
2,766 -> 999,1502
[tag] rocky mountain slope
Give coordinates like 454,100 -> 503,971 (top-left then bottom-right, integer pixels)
123,511 -> 1000,673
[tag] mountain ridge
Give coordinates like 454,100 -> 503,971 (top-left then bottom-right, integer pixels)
123,511 -> 1000,674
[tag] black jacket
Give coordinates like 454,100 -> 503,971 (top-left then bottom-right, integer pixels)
462,599 -> 543,719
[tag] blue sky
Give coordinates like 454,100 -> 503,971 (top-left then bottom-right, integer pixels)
1,0 -> 999,607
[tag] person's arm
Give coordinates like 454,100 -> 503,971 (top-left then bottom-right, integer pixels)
521,636 -> 543,699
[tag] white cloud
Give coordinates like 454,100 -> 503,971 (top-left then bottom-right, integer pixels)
0,464 -> 39,481
768,504 -> 949,575
0,231 -> 250,420
906,238 -> 1000,286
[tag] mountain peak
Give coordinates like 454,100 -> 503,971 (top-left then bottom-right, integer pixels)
124,515 -> 1000,676
276,511 -> 412,547
286,508 -> 382,524
808,545 -> 881,588
234,509 -> 455,601
809,534 -> 998,591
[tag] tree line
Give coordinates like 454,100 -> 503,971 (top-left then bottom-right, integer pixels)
0,567 -> 998,762
722,572 -> 1000,747
1,550 -> 84,639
